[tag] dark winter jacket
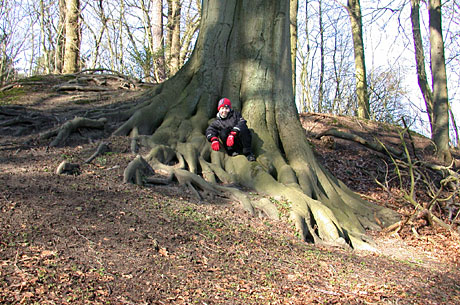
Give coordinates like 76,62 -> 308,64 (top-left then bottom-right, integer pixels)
206,110 -> 248,142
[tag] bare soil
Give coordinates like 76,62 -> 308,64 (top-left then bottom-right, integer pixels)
1,75 -> 459,304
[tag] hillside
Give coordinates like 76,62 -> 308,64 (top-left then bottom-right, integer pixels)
1,75 -> 459,304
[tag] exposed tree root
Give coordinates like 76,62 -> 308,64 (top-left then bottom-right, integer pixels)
89,1 -> 401,250
316,128 -> 403,157
123,155 -> 155,185
105,69 -> 400,250
40,117 -> 107,147
115,119 -> 399,251
0,105 -> 57,136
53,85 -> 111,92
85,142 -> 110,164
53,70 -> 143,92
56,161 -> 80,175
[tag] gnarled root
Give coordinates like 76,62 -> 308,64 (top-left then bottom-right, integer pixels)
41,117 -> 108,147
123,155 -> 155,185
56,161 -> 81,175
85,142 -> 110,163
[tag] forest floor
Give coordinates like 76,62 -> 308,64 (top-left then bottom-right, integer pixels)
0,75 -> 459,304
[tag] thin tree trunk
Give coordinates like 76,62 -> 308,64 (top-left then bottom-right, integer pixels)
63,0 -> 80,74
152,0 -> 166,82
290,0 -> 298,95
118,1 -> 126,73
449,105 -> 459,148
332,24 -> 341,114
167,0 -> 181,76
347,0 -> 369,119
54,0 -> 66,73
429,0 -> 452,163
410,0 -> 434,132
88,0 -> 107,70
318,0 -> 324,113
299,0 -> 312,113
39,0 -> 50,73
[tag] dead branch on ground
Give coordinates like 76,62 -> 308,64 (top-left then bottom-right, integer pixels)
376,129 -> 459,236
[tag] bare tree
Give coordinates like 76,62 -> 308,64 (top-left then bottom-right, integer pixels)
54,0 -> 66,73
428,0 -> 452,163
290,0 -> 298,94
0,0 -> 25,84
368,67 -> 407,123
410,0 -> 434,131
318,0 -> 324,113
83,0 -> 108,70
63,0 -> 80,73
151,0 -> 166,82
346,0 -> 369,119
179,0 -> 201,66
38,0 -> 51,73
166,0 -> 181,76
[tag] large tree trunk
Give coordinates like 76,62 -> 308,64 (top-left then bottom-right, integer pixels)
63,0 -> 80,74
113,0 -> 398,250
428,0 -> 452,164
346,0 -> 369,119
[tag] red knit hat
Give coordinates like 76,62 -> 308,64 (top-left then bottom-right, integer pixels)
217,98 -> 232,110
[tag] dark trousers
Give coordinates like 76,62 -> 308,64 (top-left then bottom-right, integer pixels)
219,127 -> 252,155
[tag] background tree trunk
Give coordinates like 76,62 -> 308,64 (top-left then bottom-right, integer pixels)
63,0 -> 80,74
87,0 -> 107,70
298,0 -> 312,113
429,0 -> 452,164
318,0 -> 324,113
152,0 -> 166,82
54,0 -> 66,73
410,0 -> 434,133
113,0 -> 398,250
39,0 -> 50,74
290,0 -> 298,95
167,0 -> 181,76
346,0 -> 369,119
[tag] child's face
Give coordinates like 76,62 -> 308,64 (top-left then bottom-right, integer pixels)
219,105 -> 230,118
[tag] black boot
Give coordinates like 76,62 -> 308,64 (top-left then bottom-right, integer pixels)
246,153 -> 256,162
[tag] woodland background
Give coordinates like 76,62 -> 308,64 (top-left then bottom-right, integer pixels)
1,0 -> 459,145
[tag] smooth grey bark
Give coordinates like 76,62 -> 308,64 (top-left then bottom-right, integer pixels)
290,0 -> 298,94
152,0 -> 166,82
318,0 -> 324,113
166,0 -> 181,76
54,0 -> 66,73
411,0 -> 434,133
39,0 -> 50,73
63,0 -> 80,73
113,0 -> 398,250
429,0 -> 452,164
346,0 -> 369,119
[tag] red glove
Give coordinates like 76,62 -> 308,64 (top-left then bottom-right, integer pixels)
226,131 -> 237,147
211,137 -> 220,151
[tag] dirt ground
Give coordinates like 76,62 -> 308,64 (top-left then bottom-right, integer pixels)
1,75 -> 459,304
